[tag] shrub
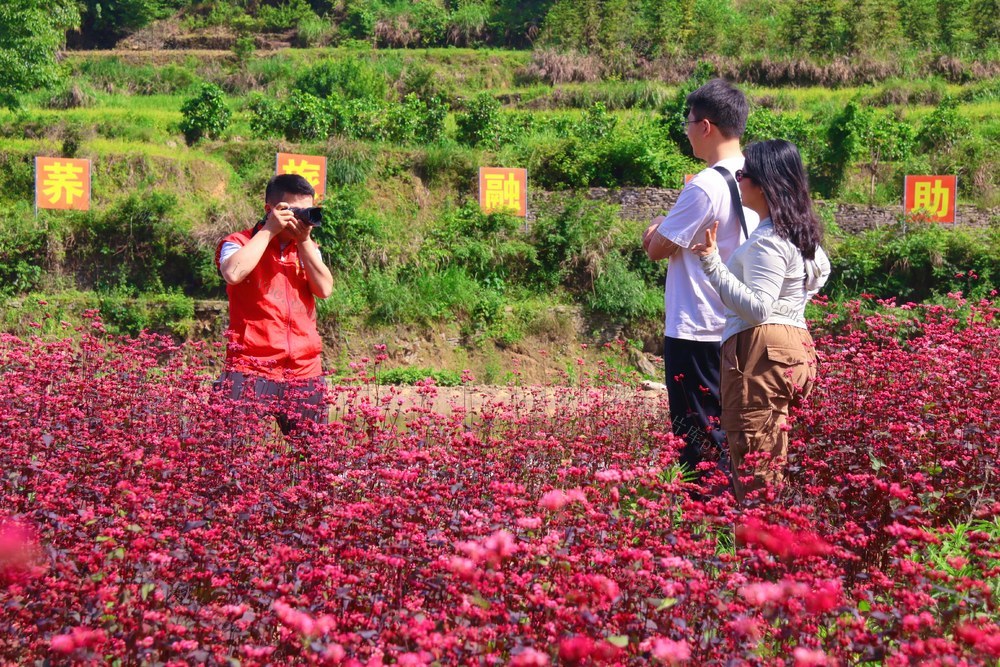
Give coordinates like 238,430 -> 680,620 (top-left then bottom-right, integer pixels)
310,186 -> 385,272
98,288 -> 195,338
413,142 -> 479,186
295,58 -> 387,101
376,366 -> 462,386
531,195 -> 621,288
71,192 -> 217,295
407,1 -> 448,46
340,97 -> 390,142
826,221 -> 1000,301
523,136 -> 594,189
590,128 -> 691,187
294,13 -> 334,47
363,265 -> 480,325
0,222 -> 45,296
916,96 -> 970,152
658,61 -> 717,151
246,93 -> 287,138
232,35 -> 256,67
744,108 -> 822,168
256,0 -> 317,30
396,63 -> 453,104
341,1 -> 378,39
283,91 -> 338,141
386,93 -> 448,144
446,2 -> 491,46
424,203 -> 536,285
179,83 -> 231,144
326,141 -> 376,186
42,82 -> 96,110
575,102 -> 617,141
588,251 -> 661,322
524,115 -> 693,189
456,92 -> 514,149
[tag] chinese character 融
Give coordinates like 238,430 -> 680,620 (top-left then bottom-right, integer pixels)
913,179 -> 950,218
281,159 -> 322,188
483,173 -> 520,212
42,162 -> 86,206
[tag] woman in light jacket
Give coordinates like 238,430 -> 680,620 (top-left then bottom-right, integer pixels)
691,139 -> 830,503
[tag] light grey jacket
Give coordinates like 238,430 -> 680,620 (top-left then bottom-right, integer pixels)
699,218 -> 830,343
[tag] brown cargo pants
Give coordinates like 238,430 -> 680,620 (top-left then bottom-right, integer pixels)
720,324 -> 817,503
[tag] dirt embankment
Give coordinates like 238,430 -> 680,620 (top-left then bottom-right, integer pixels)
194,300 -> 665,385
326,381 -> 668,420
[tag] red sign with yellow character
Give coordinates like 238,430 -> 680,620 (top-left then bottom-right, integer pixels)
276,153 -> 327,199
35,157 -> 91,211
904,175 -> 957,223
479,167 -> 527,217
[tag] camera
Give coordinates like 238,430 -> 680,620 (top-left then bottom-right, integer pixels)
288,206 -> 322,227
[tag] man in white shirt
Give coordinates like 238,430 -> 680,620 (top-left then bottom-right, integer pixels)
643,79 -> 757,487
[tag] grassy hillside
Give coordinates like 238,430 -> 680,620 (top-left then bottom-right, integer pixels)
1,47 -> 998,375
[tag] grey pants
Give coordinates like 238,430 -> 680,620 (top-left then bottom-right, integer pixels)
213,371 -> 327,436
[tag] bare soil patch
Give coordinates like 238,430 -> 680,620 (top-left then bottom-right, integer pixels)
328,382 -> 667,420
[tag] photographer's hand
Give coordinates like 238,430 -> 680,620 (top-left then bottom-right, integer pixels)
221,202 -> 296,285
263,202 -> 297,236
286,217 -> 313,245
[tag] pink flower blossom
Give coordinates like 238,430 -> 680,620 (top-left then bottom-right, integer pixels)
649,637 -> 691,664
510,647 -> 550,666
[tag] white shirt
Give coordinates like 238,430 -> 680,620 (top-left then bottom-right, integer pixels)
699,217 -> 831,343
656,157 -> 759,341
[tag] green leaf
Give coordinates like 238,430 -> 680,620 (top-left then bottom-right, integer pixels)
470,592 -> 491,610
655,597 -> 678,611
140,583 -> 155,601
607,635 -> 629,648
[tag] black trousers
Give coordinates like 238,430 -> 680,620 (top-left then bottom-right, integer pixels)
663,336 -> 729,478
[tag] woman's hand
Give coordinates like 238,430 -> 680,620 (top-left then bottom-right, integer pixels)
690,221 -> 719,258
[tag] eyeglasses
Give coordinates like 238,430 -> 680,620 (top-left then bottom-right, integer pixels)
680,116 -> 712,127
735,169 -> 753,182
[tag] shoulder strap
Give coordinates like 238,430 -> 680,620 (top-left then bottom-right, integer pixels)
712,165 -> 749,241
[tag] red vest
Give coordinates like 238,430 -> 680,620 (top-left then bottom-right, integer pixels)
215,230 -> 323,380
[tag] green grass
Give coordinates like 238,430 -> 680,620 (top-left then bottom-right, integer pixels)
1,48 -> 997,344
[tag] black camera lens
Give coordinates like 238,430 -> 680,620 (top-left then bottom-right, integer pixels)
289,206 -> 322,227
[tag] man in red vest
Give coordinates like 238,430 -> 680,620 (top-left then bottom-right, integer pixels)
214,174 -> 334,436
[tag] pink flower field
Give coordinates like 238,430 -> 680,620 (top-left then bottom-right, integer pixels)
1,299 -> 999,666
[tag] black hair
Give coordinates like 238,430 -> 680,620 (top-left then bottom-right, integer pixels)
743,139 -> 822,260
265,173 -> 315,205
686,78 -> 748,139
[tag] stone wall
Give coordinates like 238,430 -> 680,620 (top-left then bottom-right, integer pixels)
531,187 -> 998,233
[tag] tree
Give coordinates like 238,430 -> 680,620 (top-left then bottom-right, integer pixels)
781,0 -> 849,56
0,0 -> 80,108
491,0 -> 556,46
823,101 -> 914,201
846,0 -> 904,57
